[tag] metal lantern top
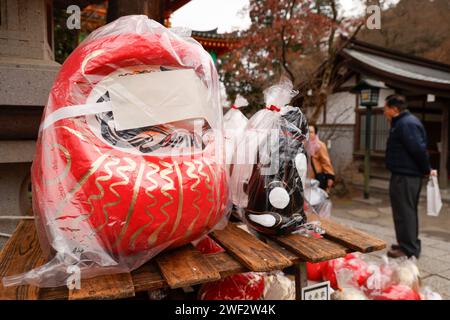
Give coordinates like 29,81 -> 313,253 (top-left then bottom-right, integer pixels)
351,79 -> 387,108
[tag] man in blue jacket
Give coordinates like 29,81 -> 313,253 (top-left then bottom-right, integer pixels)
384,94 -> 437,259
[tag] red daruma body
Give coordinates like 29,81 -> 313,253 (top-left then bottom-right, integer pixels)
3,16 -> 229,288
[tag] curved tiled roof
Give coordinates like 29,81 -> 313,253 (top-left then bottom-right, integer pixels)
191,29 -> 238,40
344,48 -> 450,85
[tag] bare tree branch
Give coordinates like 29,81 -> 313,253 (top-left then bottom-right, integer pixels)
280,0 -> 297,82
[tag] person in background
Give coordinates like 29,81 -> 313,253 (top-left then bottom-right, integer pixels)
307,125 -> 335,192
384,94 -> 437,259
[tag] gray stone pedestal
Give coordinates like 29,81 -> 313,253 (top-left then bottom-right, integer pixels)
0,0 -> 60,246
0,57 -> 60,107
0,163 -> 32,247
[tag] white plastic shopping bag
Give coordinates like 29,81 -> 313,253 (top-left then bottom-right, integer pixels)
427,176 -> 442,216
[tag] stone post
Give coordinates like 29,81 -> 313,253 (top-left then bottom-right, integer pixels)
0,0 -> 60,247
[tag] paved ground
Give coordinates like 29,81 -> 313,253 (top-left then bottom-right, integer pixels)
330,187 -> 450,299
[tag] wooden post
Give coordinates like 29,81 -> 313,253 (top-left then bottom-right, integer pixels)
364,106 -> 372,199
439,106 -> 449,188
353,75 -> 361,153
107,0 -> 164,23
294,262 -> 308,300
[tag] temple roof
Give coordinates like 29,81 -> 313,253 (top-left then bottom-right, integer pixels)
344,49 -> 450,85
293,38 -> 450,105
340,39 -> 450,95
191,29 -> 238,40
190,29 -> 239,56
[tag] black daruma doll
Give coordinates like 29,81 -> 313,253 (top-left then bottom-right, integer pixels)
231,79 -> 309,235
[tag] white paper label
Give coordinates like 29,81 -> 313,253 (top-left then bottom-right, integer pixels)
107,69 -> 214,131
301,281 -> 331,300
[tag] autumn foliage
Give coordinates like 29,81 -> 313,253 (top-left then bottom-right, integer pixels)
219,0 -> 361,115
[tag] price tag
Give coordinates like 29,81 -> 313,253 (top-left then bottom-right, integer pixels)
301,281 -> 331,300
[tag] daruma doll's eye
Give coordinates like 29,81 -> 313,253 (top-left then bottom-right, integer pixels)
3,16 -> 229,288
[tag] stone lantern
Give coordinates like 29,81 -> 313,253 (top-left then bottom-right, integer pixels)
351,79 -> 387,199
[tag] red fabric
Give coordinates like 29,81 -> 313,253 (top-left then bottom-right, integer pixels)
33,32 -> 228,256
307,262 -> 327,282
199,273 -> 264,300
195,236 -> 225,254
344,253 -> 358,260
265,105 -> 281,112
344,258 -> 371,287
311,232 -> 323,239
373,285 -> 421,300
322,258 -> 346,289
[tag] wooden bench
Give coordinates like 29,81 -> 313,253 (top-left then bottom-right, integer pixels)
0,217 -> 386,300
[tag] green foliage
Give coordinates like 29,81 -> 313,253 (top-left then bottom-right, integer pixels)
53,7 -> 79,64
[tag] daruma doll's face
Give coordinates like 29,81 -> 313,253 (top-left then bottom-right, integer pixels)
32,31 -> 228,259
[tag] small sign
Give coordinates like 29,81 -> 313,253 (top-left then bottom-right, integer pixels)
427,94 -> 436,103
301,281 -> 331,300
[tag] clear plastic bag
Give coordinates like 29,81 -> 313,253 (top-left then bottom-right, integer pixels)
372,284 -> 421,300
224,94 -> 248,168
364,263 -> 393,296
262,271 -> 295,300
230,78 -> 311,235
390,257 -> 420,292
419,287 -> 442,300
304,179 -> 332,218
3,15 -> 230,288
333,268 -> 369,300
322,253 -> 371,290
369,257 -> 421,300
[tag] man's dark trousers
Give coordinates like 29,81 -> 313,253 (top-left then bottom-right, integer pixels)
389,174 -> 422,258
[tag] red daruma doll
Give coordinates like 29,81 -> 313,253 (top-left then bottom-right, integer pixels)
3,16 -> 229,288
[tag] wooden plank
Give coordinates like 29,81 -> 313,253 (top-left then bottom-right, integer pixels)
206,252 -> 248,278
0,220 -> 135,300
156,245 -> 221,289
69,273 -> 135,300
0,220 -> 47,300
320,218 -> 386,253
210,223 -> 293,272
132,252 -> 249,294
263,238 -> 302,264
132,262 -> 167,293
38,286 -> 69,300
270,233 -> 349,263
43,265 -> 161,299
